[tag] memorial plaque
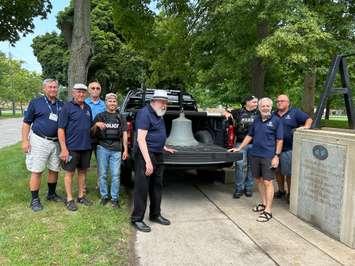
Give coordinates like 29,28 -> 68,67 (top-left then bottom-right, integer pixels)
297,140 -> 345,239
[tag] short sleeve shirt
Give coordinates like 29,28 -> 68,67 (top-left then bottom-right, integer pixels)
275,108 -> 309,151
58,100 -> 93,151
248,114 -> 284,159
23,96 -> 64,138
135,104 -> 166,153
85,98 -> 106,120
93,111 -> 128,151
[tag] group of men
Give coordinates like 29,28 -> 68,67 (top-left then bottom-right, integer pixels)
22,79 -> 128,212
227,95 -> 312,222
22,78 -> 312,230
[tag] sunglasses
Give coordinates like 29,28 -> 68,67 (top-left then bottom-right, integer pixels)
91,87 -> 101,90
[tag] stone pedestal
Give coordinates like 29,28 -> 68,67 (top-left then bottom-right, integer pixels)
290,128 -> 355,248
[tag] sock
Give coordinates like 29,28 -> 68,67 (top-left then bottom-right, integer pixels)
31,190 -> 39,200
48,182 -> 57,196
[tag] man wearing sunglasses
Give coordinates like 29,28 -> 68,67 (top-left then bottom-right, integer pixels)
85,81 -> 106,119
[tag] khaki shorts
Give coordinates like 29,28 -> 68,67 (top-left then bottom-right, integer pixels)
25,132 -> 60,173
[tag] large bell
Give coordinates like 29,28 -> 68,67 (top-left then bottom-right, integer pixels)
166,112 -> 199,146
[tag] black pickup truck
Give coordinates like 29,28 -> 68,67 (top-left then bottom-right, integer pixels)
120,89 -> 242,183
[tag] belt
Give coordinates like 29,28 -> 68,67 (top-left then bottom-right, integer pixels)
34,132 -> 58,142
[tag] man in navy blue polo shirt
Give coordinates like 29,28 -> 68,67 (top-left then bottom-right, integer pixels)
22,78 -> 64,212
131,90 -> 175,232
229,97 -> 283,222
274,94 -> 312,203
58,83 -> 93,211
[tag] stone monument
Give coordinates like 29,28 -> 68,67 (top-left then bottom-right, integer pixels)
290,128 -> 355,248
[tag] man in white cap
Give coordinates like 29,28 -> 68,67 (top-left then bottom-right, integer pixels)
131,89 -> 175,232
58,83 -> 93,211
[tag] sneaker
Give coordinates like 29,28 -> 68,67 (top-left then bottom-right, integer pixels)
274,190 -> 286,199
100,197 -> 110,206
233,190 -> 243,199
30,198 -> 43,212
77,196 -> 92,206
244,190 -> 253,197
111,200 -> 119,208
65,200 -> 78,211
47,193 -> 64,202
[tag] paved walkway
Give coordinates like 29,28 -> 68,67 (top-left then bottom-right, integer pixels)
134,178 -> 355,265
0,118 -> 22,149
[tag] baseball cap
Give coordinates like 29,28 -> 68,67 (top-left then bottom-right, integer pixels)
73,83 -> 88,90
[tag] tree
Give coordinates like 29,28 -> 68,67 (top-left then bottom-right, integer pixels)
0,1 -> 52,44
67,0 -> 92,93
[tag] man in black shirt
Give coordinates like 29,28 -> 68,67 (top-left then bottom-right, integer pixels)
225,95 -> 259,198
91,93 -> 128,207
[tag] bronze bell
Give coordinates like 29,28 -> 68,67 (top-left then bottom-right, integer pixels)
166,112 -> 199,146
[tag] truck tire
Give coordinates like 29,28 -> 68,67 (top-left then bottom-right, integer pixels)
195,130 -> 214,144
121,159 -> 134,188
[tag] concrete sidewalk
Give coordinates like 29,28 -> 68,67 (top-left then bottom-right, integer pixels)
134,181 -> 355,265
0,118 -> 22,149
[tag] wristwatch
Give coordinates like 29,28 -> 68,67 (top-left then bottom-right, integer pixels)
275,153 -> 280,157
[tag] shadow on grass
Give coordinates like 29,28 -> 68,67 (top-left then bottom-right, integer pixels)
0,144 -> 132,265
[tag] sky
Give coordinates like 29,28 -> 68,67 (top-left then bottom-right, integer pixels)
0,1 -> 70,73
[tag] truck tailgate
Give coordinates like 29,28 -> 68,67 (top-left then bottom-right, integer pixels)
163,144 -> 242,165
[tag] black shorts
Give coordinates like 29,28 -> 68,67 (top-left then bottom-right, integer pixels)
62,150 -> 92,172
250,156 -> 275,180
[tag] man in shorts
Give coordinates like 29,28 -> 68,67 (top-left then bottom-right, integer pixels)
22,78 -> 64,212
274,94 -> 312,203
58,83 -> 93,211
229,97 -> 283,222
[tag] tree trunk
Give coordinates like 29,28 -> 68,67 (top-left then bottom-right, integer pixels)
67,0 -> 91,96
325,99 -> 331,120
251,21 -> 269,98
12,100 -> 15,115
302,70 -> 316,118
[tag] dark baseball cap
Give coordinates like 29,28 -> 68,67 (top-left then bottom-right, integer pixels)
244,95 -> 258,103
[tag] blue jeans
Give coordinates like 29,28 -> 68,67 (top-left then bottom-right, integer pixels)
235,143 -> 253,192
96,145 -> 121,200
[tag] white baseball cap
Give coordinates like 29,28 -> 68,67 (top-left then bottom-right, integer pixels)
152,89 -> 168,101
73,83 -> 88,90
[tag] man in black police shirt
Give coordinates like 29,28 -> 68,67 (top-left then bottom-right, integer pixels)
131,89 -> 175,232
224,95 -> 259,198
22,79 -> 64,212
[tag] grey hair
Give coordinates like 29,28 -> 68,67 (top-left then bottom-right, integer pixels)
258,97 -> 273,107
105,93 -> 117,101
43,78 -> 58,86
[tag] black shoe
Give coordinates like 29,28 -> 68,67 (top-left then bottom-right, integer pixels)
233,191 -> 243,199
274,190 -> 286,199
30,198 -> 43,212
65,200 -> 77,211
131,221 -> 151,232
100,197 -> 110,206
286,193 -> 290,204
111,200 -> 119,208
149,215 -> 171,225
77,197 -> 92,206
47,193 -> 64,202
244,190 -> 253,197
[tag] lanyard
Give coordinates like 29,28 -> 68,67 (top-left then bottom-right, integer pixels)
44,96 -> 59,114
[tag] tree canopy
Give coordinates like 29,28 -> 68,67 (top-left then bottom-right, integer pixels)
0,1 -> 52,44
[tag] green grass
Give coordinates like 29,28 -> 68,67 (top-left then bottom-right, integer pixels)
0,144 -> 131,265
0,113 -> 22,119
320,119 -> 349,128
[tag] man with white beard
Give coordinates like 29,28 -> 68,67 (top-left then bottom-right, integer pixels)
131,90 -> 176,232
229,97 -> 283,222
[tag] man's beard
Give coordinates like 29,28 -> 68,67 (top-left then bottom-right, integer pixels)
155,108 -> 166,117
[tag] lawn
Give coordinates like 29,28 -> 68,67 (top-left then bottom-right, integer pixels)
0,144 -> 132,265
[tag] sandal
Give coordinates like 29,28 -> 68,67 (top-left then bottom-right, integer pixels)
252,203 -> 266,212
257,211 -> 272,222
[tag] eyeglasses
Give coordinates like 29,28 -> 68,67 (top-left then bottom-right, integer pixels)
91,87 -> 101,90
276,100 -> 288,103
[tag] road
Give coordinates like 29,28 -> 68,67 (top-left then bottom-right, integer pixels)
133,171 -> 355,266
0,118 -> 22,148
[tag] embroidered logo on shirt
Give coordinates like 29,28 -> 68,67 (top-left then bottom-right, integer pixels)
285,114 -> 292,119
86,110 -> 90,116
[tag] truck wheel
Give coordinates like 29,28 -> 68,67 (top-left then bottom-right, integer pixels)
195,130 -> 214,144
121,159 -> 134,188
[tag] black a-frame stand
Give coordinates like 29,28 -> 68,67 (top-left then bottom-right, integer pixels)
312,54 -> 355,129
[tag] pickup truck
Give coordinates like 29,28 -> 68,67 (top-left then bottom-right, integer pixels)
120,89 -> 242,184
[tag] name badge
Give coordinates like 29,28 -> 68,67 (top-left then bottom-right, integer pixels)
49,113 -> 58,122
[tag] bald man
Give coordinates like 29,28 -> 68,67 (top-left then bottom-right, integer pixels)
274,95 -> 312,203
